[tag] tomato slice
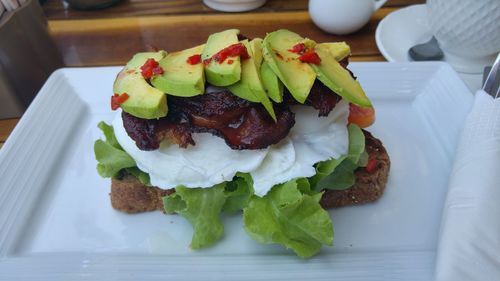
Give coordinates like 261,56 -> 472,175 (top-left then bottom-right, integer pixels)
348,103 -> 375,128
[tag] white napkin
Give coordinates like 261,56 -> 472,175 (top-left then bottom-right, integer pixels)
435,90 -> 500,281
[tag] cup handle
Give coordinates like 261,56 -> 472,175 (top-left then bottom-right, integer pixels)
374,0 -> 388,10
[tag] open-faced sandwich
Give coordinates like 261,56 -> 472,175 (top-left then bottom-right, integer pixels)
94,29 -> 390,258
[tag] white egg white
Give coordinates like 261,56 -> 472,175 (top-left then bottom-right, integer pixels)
113,100 -> 349,196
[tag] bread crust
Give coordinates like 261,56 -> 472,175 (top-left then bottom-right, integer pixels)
109,130 -> 390,213
110,176 -> 173,213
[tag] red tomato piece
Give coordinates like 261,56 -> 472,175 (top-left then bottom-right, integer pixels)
140,58 -> 163,79
204,43 -> 250,65
288,43 -> 306,54
111,93 -> 129,110
365,158 -> 378,173
298,49 -> 321,65
348,103 -> 375,128
186,54 -> 202,65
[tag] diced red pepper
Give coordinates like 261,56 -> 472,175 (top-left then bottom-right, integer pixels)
203,58 -> 212,66
203,43 -> 250,65
111,93 -> 129,110
288,43 -> 306,54
365,158 -> 378,173
140,58 -> 164,79
227,59 -> 234,65
186,54 -> 202,65
299,49 -> 321,65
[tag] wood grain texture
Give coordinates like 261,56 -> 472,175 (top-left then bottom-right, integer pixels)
42,0 -> 424,20
48,8 -> 394,67
0,119 -> 19,142
0,0 -> 418,139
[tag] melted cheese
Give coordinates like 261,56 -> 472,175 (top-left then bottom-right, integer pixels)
113,100 -> 349,196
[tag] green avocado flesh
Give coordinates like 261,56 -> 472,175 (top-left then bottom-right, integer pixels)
202,29 -> 241,86
249,38 -> 284,103
228,40 -> 276,121
151,44 -> 205,97
262,29 -> 316,104
115,29 -> 373,119
260,61 -> 284,103
249,38 -> 263,68
311,44 -> 371,107
317,42 -> 351,61
114,51 -> 168,119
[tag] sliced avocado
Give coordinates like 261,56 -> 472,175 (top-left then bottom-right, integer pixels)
151,44 -> 205,97
249,38 -> 263,68
126,51 -> 167,69
262,29 -> 316,104
311,44 -> 371,107
260,61 -> 284,103
202,29 -> 241,86
317,42 -> 351,61
228,40 -> 276,121
252,38 -> 284,103
113,51 -> 168,119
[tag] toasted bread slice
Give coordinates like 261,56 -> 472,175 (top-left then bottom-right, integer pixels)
110,176 -> 174,213
110,130 -> 390,213
319,130 -> 390,208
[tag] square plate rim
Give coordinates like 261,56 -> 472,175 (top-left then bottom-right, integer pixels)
0,61 -> 472,280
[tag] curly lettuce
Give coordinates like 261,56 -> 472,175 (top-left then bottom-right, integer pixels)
243,179 -> 333,258
94,121 -> 368,258
310,124 -> 368,191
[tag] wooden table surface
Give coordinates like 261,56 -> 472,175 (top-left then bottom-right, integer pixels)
0,0 -> 423,148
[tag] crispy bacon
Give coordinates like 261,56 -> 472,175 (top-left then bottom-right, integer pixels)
168,88 -> 295,150
123,88 -> 295,150
283,80 -> 341,117
121,111 -> 194,151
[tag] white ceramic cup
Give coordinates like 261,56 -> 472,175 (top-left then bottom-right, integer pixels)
309,0 -> 387,35
203,0 -> 266,12
427,0 -> 500,73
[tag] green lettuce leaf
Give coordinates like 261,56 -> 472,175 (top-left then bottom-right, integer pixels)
223,173 -> 254,213
125,167 -> 151,186
345,124 -> 365,164
314,158 -> 358,190
311,124 -> 367,191
94,139 -> 136,178
243,179 -> 333,258
163,184 -> 227,249
97,121 -> 122,149
94,121 -> 152,182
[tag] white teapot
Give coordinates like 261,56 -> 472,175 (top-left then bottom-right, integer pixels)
309,0 -> 387,35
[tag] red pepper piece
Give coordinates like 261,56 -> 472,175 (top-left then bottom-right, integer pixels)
186,54 -> 202,65
365,158 -> 378,173
111,93 -> 129,110
299,49 -> 321,65
227,59 -> 234,65
288,43 -> 306,54
203,57 -> 212,66
140,58 -> 163,79
203,43 -> 250,65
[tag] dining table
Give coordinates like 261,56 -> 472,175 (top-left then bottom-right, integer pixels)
0,0 -> 424,149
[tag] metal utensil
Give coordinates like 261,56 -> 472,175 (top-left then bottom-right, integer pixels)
408,36 -> 444,61
482,53 -> 500,98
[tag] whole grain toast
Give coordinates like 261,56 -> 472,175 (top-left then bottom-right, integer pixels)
110,130 -> 390,213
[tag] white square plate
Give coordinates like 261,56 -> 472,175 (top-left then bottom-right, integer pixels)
0,62 -> 472,280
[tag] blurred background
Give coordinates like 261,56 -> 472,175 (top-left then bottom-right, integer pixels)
1,0 -> 499,147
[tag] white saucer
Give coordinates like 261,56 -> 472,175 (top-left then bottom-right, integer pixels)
375,4 -> 483,91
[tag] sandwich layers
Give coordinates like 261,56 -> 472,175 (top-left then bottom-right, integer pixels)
113,101 -> 349,196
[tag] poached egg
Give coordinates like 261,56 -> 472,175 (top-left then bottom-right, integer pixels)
113,100 -> 349,196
